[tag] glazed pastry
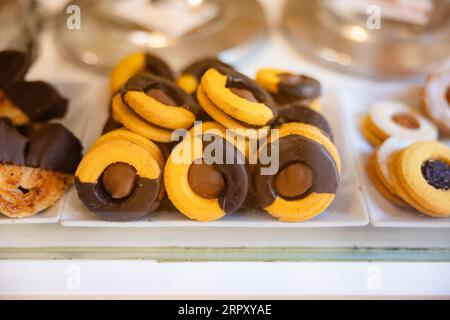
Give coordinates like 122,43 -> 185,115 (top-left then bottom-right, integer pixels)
0,50 -> 29,91
177,58 -> 233,96
421,63 -> 450,136
109,52 -> 174,97
164,131 -> 249,221
275,104 -> 333,141
389,141 -> 450,218
75,129 -> 165,221
0,81 -> 67,126
256,68 -> 321,109
112,73 -> 200,143
0,121 -> 82,218
361,100 -> 438,146
253,123 -> 340,222
197,66 -> 278,133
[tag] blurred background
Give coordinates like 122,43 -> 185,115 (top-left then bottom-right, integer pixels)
2,0 -> 449,78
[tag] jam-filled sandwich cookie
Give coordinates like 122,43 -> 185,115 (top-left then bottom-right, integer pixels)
112,73 -> 200,143
177,58 -> 233,96
0,81 -> 67,126
389,141 -> 450,218
253,123 -> 340,222
367,137 -> 418,208
109,52 -> 174,97
0,121 -> 82,218
0,50 -> 30,91
275,104 -> 333,141
164,131 -> 249,221
256,68 -> 321,110
361,100 -> 438,146
421,65 -> 450,136
75,129 -> 165,221
197,67 -> 278,133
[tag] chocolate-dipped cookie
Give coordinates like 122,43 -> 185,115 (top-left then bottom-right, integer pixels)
112,73 -> 201,143
75,129 -> 165,221
0,81 -> 67,126
177,58 -> 233,96
256,68 -> 321,107
109,52 -> 174,97
253,123 -> 340,222
389,141 -> 450,217
198,67 -> 278,132
164,131 -> 249,221
0,50 -> 30,91
0,120 -> 82,218
275,104 -> 334,141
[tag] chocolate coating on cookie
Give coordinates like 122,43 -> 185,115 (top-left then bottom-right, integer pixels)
181,58 -> 233,81
0,50 -> 29,90
4,81 -> 67,122
0,120 -> 83,174
122,73 -> 200,115
254,135 -> 339,208
275,105 -> 334,141
218,67 -> 278,121
202,133 -> 249,214
75,175 -> 161,221
145,53 -> 175,81
210,67 -> 278,124
277,74 -> 321,101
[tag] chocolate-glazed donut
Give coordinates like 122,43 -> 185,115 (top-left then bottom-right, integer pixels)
164,132 -> 249,221
177,58 -> 233,95
275,104 -> 334,141
254,134 -> 339,222
199,67 -> 278,128
75,131 -> 164,221
109,52 -> 174,96
1,81 -> 67,126
0,120 -> 83,218
0,50 -> 29,90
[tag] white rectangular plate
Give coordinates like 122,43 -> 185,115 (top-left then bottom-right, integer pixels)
339,87 -> 450,228
61,86 -> 369,227
0,81 -> 91,225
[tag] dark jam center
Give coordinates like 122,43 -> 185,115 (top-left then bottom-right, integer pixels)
421,160 -> 450,191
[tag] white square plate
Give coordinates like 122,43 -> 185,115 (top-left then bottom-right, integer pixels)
0,81 -> 91,225
61,85 -> 369,227
339,87 -> 450,228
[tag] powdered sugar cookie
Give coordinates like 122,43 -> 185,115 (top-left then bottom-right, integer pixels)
375,136 -> 418,195
369,100 -> 438,141
422,64 -> 450,136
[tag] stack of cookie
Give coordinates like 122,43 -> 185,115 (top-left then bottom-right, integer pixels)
0,50 -> 83,219
361,63 -> 450,218
368,138 -> 449,217
75,52 -> 341,222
